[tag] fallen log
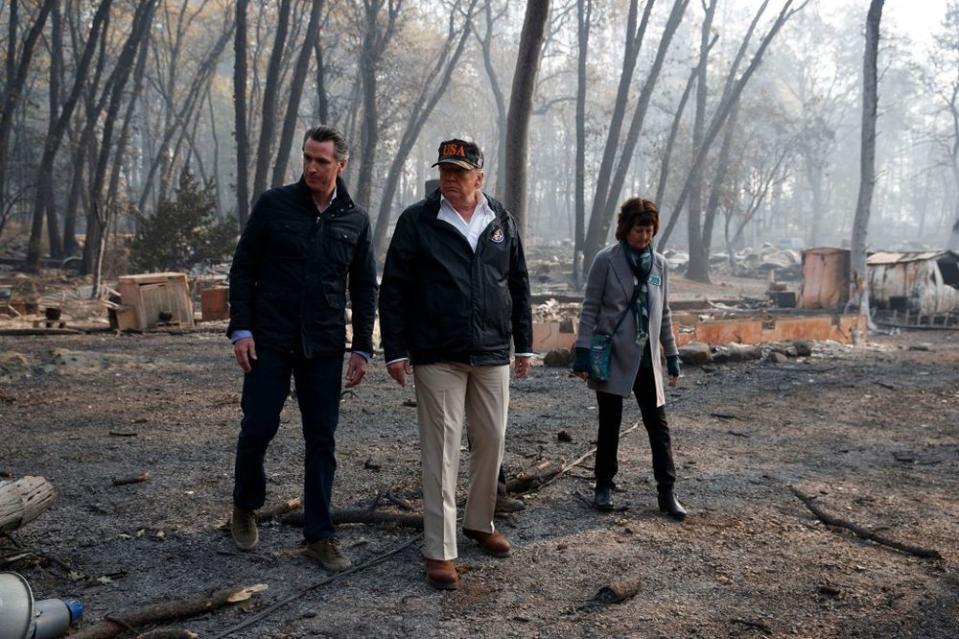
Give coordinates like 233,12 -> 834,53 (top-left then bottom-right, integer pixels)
282,508 -> 423,530
111,471 -> 150,487
0,476 -> 56,533
256,497 -> 301,524
504,460 -> 563,494
136,630 -> 198,639
69,584 -> 267,639
503,423 -> 643,497
791,487 -> 942,560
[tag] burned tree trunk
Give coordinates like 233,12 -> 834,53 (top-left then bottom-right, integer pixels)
355,0 -> 402,209
502,0 -> 551,235
234,0 -> 251,228
0,0 -> 57,214
849,0 -> 884,319
473,1 -> 509,198
272,0 -> 323,187
371,0 -> 476,257
684,0 -> 718,284
86,0 -> 159,291
24,0 -> 113,271
251,0 -> 293,200
572,0 -> 592,286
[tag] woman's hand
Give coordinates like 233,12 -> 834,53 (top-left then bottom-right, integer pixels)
574,371 -> 588,381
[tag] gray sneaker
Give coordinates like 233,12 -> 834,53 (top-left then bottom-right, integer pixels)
304,538 -> 352,572
231,506 -> 258,551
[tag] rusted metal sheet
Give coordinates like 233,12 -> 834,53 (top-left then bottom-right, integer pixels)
674,313 -> 864,346
532,321 -> 577,352
866,251 -> 959,315
799,248 -> 850,310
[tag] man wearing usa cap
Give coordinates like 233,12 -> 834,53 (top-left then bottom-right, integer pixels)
379,138 -> 533,590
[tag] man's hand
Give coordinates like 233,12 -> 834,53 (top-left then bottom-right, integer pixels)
234,336 -> 257,373
574,371 -> 588,381
387,360 -> 413,387
514,356 -> 532,379
345,353 -> 368,388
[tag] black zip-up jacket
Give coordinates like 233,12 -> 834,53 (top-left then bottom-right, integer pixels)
379,190 -> 532,366
227,176 -> 377,358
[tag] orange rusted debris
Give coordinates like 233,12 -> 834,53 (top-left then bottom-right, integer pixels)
532,320 -> 577,352
674,313 -> 865,346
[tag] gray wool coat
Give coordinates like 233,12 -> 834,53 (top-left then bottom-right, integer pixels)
575,243 -> 679,406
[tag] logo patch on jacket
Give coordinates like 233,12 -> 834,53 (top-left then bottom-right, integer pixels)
490,226 -> 505,243
649,274 -> 662,286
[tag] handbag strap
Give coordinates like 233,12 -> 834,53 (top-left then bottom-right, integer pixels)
609,284 -> 640,338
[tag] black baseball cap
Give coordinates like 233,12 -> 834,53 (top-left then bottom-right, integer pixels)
432,139 -> 484,170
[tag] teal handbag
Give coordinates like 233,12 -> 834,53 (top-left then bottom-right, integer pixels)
587,287 -> 639,381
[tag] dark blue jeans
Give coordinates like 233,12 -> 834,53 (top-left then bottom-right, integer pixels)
233,347 -> 343,542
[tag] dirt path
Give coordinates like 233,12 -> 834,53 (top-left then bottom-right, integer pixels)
1,330 -> 956,638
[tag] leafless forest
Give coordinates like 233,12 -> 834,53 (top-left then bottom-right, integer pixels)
2,1 -> 959,638
0,0 -> 958,279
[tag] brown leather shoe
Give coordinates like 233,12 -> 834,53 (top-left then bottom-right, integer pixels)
463,528 -> 511,558
425,559 -> 459,590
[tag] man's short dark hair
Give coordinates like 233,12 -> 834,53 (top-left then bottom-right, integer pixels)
303,126 -> 349,161
615,197 -> 659,241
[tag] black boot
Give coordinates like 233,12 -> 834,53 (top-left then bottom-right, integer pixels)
594,485 -> 614,511
657,488 -> 687,521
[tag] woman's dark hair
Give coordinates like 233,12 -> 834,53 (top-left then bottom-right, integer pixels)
615,197 -> 659,241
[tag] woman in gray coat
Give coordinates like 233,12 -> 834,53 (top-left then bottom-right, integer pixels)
573,198 -> 686,519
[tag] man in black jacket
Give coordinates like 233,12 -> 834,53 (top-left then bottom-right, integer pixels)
227,126 -> 377,572
379,139 -> 533,590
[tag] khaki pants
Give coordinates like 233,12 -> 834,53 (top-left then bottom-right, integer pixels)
414,362 -> 509,560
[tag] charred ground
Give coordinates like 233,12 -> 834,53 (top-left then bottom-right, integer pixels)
1,327 -> 957,638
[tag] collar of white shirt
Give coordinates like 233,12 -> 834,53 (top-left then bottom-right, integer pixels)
438,193 -> 495,252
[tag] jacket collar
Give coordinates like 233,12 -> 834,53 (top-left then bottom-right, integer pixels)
296,176 -> 356,216
424,189 -> 509,223
610,243 -> 634,297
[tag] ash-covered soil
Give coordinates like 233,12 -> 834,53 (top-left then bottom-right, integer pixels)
1,329 -> 957,638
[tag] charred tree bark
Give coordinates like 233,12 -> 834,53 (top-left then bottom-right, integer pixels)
371,0 -> 476,257
473,1 -> 509,197
581,0 -> 653,262
572,0 -> 592,286
684,0 -> 718,284
234,0 -> 251,228
0,0 -> 56,215
24,0 -> 113,270
272,0 -> 324,187
251,0 -> 293,200
355,0 -> 402,209
84,0 -> 159,287
502,0 -> 551,235
44,2 -> 65,259
313,36 -> 329,124
591,0 -> 689,262
849,0 -> 884,319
